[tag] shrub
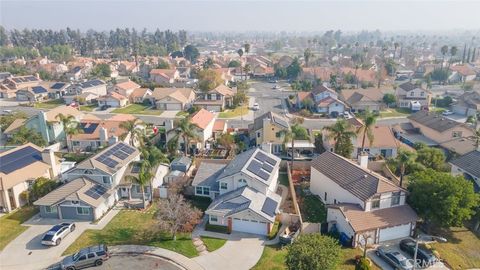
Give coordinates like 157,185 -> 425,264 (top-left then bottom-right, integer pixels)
286,234 -> 341,270
355,257 -> 372,270
299,109 -> 312,117
268,220 -> 281,240
205,222 -> 230,234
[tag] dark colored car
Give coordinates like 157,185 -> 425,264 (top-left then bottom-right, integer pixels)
61,245 -> 110,270
400,239 -> 437,267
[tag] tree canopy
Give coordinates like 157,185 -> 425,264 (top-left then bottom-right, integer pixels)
183,44 -> 199,63
197,69 -> 222,92
286,234 -> 341,270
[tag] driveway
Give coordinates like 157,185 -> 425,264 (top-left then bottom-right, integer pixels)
192,232 -> 264,270
159,110 -> 181,118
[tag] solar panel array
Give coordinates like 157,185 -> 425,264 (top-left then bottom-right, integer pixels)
246,152 -> 278,181
0,146 -> 43,174
94,143 -> 136,169
255,152 -> 278,166
80,123 -> 99,134
32,86 -> 48,94
261,197 -> 278,217
51,82 -> 66,89
80,80 -> 104,89
85,184 -> 108,199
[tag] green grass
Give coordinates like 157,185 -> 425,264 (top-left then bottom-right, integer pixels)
176,111 -> 190,117
63,204 -> 197,258
430,107 -> 446,113
251,245 -> 287,270
268,221 -> 281,240
300,195 -> 327,223
34,99 -> 63,109
379,107 -> 411,118
79,104 -> 97,112
205,223 -> 230,234
112,104 -> 162,115
278,173 -> 289,187
200,237 -> 227,252
431,226 -> 480,270
218,105 -> 248,118
0,206 -> 39,250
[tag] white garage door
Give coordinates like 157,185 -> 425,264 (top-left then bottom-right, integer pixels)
166,103 -> 182,110
379,223 -> 411,242
232,218 -> 268,235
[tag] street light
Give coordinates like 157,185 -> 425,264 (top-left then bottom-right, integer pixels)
412,234 -> 447,270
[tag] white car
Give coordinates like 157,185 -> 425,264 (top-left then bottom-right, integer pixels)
253,103 -> 260,110
343,111 -> 353,119
272,85 -> 279,89
442,110 -> 454,116
41,222 -> 76,246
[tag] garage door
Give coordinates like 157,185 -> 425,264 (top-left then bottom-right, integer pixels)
166,103 -> 182,110
232,218 -> 268,235
379,223 -> 411,242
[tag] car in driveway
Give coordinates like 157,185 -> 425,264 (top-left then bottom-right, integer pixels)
272,85 -> 279,89
42,222 -> 76,246
442,110 -> 454,116
376,246 -> 414,270
61,245 -> 110,270
253,103 -> 260,110
400,239 -> 438,267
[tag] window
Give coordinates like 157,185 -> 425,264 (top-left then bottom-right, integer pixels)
420,92 -> 425,97
202,187 -> 210,195
78,255 -> 86,261
220,182 -> 228,190
410,92 -> 414,96
210,216 -> 218,222
102,176 -> 110,184
452,131 -> 462,138
391,192 -> 401,206
196,187 -> 202,195
371,195 -> 381,209
275,132 -> 281,138
324,192 -> 327,202
45,206 -> 57,213
77,207 -> 91,215
96,251 -> 106,256
87,253 -> 96,259
238,179 -> 247,187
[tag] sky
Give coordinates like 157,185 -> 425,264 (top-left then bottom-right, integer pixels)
1,0 -> 480,32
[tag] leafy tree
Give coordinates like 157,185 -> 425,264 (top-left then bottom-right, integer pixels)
197,69 -> 222,92
156,59 -> 170,69
56,113 -> 83,149
286,57 -> 302,80
91,63 -> 111,78
384,58 -> 397,76
169,117 -> 199,156
39,45 -> 73,62
301,97 -> 314,111
329,74 -> 340,92
183,44 -> 199,63
357,110 -> 377,153
388,149 -> 419,187
382,93 -> 396,107
274,64 -> 287,79
156,193 -> 202,241
202,57 -> 214,69
286,234 -> 341,270
314,133 -> 325,154
243,43 -> 250,54
430,68 -> 449,83
323,120 -> 356,158
119,119 -> 144,146
22,177 -> 58,205
440,45 -> 449,70
232,92 -> 248,107
408,169 -> 479,228
228,60 -> 241,68
217,133 -> 235,152
8,126 -> 46,147
416,146 -> 446,171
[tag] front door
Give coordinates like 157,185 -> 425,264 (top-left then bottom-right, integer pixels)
120,187 -> 129,198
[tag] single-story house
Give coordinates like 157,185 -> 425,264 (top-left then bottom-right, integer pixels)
98,92 -> 129,108
450,150 -> 480,192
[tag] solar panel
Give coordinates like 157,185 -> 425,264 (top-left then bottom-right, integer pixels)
262,163 -> 274,173
261,197 -> 278,217
113,150 -> 129,160
85,184 -> 107,199
246,160 -> 262,175
51,82 -> 66,89
257,170 -> 270,181
103,157 -> 118,168
80,123 -> 99,134
264,156 -> 277,166
120,145 -> 135,154
254,152 -> 268,162
32,86 -> 48,94
0,146 -> 42,174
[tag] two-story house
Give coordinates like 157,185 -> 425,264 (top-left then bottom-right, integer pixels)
340,88 -> 387,113
395,82 -> 431,111
0,74 -> 41,98
35,142 -> 140,221
311,85 -> 345,116
194,85 -> 236,112
449,150 -> 480,192
63,80 -> 107,104
249,112 -> 290,155
113,80 -> 141,98
310,151 -> 417,246
151,88 -> 196,110
192,148 -> 282,235
452,90 -> 480,117
149,69 -> 180,85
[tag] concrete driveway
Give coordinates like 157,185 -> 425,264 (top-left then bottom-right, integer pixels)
192,232 -> 264,270
159,110 -> 180,118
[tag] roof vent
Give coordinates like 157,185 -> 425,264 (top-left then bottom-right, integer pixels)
364,174 -> 368,178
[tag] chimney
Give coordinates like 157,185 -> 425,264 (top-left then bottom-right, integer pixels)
99,126 -> 108,142
260,142 -> 272,154
358,152 -> 369,169
42,149 -> 59,178
108,135 -> 118,145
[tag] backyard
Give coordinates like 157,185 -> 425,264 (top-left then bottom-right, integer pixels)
112,104 -> 162,115
0,206 -> 39,250
218,105 -> 249,118
63,204 -> 198,258
299,194 -> 327,223
34,99 -> 63,109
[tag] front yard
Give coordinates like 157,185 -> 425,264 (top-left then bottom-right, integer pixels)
200,236 -> 227,252
378,107 -> 411,118
112,104 -> 163,115
79,104 -> 97,112
63,204 -> 198,258
218,105 -> 249,118
34,99 -> 64,109
0,206 -> 39,250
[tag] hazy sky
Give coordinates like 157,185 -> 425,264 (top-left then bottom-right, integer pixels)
1,0 -> 480,32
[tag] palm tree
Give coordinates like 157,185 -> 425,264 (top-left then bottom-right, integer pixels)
237,48 -> 244,79
395,150 -> 417,187
243,64 -> 251,80
357,110 -> 377,154
140,145 -> 169,169
168,117 -> 198,157
440,45 -> 448,70
474,128 -> 480,148
56,113 -> 83,151
244,43 -> 250,55
304,48 -> 313,67
125,161 -> 153,209
323,120 -> 357,158
120,119 -> 143,146
449,46 -> 458,68
217,133 -> 235,152
282,120 -> 309,169
393,42 -> 399,60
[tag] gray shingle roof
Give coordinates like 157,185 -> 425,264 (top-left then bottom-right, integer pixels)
216,148 -> 257,179
251,111 -> 289,132
450,150 -> 480,179
398,82 -> 417,91
311,151 -> 402,201
408,111 -> 468,133
191,162 -> 227,191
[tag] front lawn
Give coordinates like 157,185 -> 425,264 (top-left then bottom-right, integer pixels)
0,206 -> 39,250
79,104 -> 97,112
112,104 -> 162,115
300,194 -> 327,223
340,247 -> 381,270
251,245 -> 287,270
63,204 -> 197,258
379,107 -> 411,118
200,236 -> 227,252
34,99 -> 63,109
176,111 -> 190,117
218,105 -> 248,118
431,226 -> 480,270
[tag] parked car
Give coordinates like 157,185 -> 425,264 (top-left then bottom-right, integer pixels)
342,111 -> 353,119
269,79 -> 278,83
253,103 -> 260,110
272,85 -> 279,89
376,246 -> 414,270
399,239 -> 437,267
41,223 -> 76,246
99,105 -> 111,111
61,245 -> 110,270
442,110 -> 454,116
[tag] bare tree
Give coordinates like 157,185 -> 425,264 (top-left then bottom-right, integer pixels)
359,233 -> 373,258
156,193 -> 202,241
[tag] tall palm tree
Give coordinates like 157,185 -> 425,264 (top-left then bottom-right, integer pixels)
56,113 -> 83,151
304,48 -> 313,67
449,46 -> 458,68
440,45 -> 448,70
395,150 -> 417,187
168,117 -> 198,157
323,120 -> 357,158
237,48 -> 244,79
282,120 -> 309,169
393,42 -> 399,60
243,64 -> 251,80
125,161 -> 153,209
120,119 -> 143,146
357,110 -> 377,154
244,43 -> 250,55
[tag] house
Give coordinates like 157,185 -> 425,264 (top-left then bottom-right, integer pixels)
0,144 -> 60,212
341,88 -> 386,113
170,156 -> 192,173
192,148 -> 282,235
450,150 -> 480,192
98,92 -> 129,108
66,66 -> 84,81
308,85 -> 345,116
310,151 -> 417,246
16,86 -> 49,102
188,109 -> 216,151
395,82 -> 431,111
34,142 -> 140,221
212,68 -> 235,85
212,120 -> 227,139
63,80 -> 107,103
117,61 -> 139,75
129,88 -> 153,104
407,111 -> 474,145
49,82 -> 71,98
194,85 -> 236,112
113,80 -> 141,98
164,170 -> 185,184
249,111 -> 290,155
68,119 -> 130,152
449,65 -> 477,83
295,91 -> 313,109
340,67 -> 377,84
301,67 -> 333,82
0,74 -> 41,98
149,69 -> 179,85
151,88 -> 196,110
452,90 -> 480,117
